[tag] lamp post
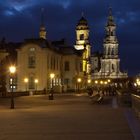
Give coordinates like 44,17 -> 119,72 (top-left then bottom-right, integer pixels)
87,79 -> 91,84
34,79 -> 38,93
50,73 -> 55,89
49,73 -> 55,100
94,80 -> 99,93
24,78 -> 28,92
77,78 -> 81,93
9,66 -> 16,109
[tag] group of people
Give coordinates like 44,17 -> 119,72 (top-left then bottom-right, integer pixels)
87,86 -> 117,102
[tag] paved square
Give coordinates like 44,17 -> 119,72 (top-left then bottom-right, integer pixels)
0,94 -> 135,140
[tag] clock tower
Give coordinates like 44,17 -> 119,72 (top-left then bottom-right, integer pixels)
74,14 -> 91,75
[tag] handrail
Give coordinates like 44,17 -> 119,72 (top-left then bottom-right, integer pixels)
131,93 -> 140,118
132,94 -> 140,99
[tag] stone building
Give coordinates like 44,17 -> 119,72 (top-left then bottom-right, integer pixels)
92,8 -> 127,79
16,38 -> 82,92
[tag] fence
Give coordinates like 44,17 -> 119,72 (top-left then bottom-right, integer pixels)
132,94 -> 140,118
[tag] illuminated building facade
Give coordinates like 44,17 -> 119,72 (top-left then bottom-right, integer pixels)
0,8 -> 128,93
16,39 -> 82,92
74,15 -> 91,76
92,8 -> 127,79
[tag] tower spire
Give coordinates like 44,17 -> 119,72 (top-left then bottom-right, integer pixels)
81,11 -> 84,17
41,8 -> 44,26
107,7 -> 115,26
109,6 -> 112,16
39,8 -> 46,39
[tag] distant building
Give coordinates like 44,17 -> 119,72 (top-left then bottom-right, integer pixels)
92,8 -> 127,79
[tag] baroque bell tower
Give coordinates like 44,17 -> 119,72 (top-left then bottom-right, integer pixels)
39,8 -> 46,39
74,14 -> 91,75
97,7 -> 127,78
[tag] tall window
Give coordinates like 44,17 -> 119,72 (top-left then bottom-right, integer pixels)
28,47 -> 36,68
80,34 -> 84,40
112,64 -> 115,72
111,48 -> 114,55
28,55 -> 36,68
64,61 -> 70,71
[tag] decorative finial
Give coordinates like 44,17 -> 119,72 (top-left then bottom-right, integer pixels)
109,6 -> 112,16
81,11 -> 84,17
41,8 -> 45,26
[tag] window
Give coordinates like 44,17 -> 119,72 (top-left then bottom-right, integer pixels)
111,48 -> 114,55
108,47 -> 110,55
29,47 -> 35,52
80,34 -> 84,40
9,77 -> 17,90
64,61 -> 70,71
28,47 -> 36,68
28,55 -> 36,68
112,64 -> 115,72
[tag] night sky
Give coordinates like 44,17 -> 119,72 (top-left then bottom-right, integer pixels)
0,0 -> 140,76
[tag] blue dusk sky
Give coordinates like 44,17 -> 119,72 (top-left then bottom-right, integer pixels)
0,0 -> 140,76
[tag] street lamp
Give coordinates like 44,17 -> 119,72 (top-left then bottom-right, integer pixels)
108,79 -> 111,83
49,73 -> 55,100
50,73 -> 55,89
9,66 -> 16,109
87,79 -> 91,84
34,79 -> 38,93
95,80 -> 98,84
77,78 -> 82,93
24,78 -> 28,92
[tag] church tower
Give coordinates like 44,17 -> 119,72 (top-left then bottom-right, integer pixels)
39,8 -> 46,39
98,7 -> 127,78
74,14 -> 91,75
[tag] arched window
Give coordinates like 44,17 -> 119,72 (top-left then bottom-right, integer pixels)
28,47 -> 36,68
108,47 -> 110,55
28,55 -> 36,68
112,48 -> 114,55
112,64 -> 115,72
80,34 -> 84,40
